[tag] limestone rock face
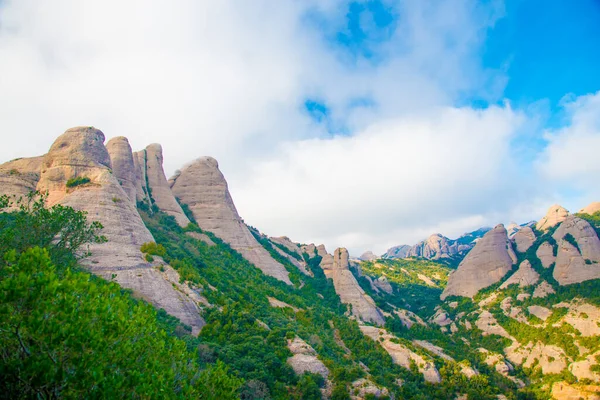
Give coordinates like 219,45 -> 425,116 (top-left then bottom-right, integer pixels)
500,260 -> 540,289
36,127 -> 204,333
536,242 -> 556,268
533,280 -> 556,298
537,205 -> 570,231
270,236 -> 312,276
441,225 -> 516,300
132,150 -> 151,207
551,382 -> 600,400
0,156 -> 44,209
552,216 -> 600,285
286,337 -> 329,379
106,137 -> 137,204
382,244 -> 411,259
170,157 -> 291,284
513,227 -> 536,253
506,341 -> 568,375
331,248 -> 385,325
144,144 -> 190,227
580,202 -> 600,216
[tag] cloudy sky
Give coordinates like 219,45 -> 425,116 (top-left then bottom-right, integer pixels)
1,0 -> 600,255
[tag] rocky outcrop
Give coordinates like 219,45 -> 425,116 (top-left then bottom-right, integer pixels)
537,205 -> 570,231
331,248 -> 385,325
551,382 -> 600,400
406,233 -> 456,259
144,144 -> 190,227
513,227 -> 536,253
270,236 -> 311,276
359,251 -> 378,261
0,155 -> 44,210
580,202 -> 600,216
533,280 -> 556,298
360,326 -> 441,383
35,127 -> 204,333
170,157 -> 291,284
499,260 -> 540,289
286,337 -> 329,379
571,351 -> 600,383
506,341 -> 568,375
441,225 -> 516,300
552,216 -> 600,285
106,137 -> 137,204
382,244 -> 411,259
536,241 -> 556,268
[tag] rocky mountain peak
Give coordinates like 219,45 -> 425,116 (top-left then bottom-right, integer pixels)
170,157 -> 291,284
536,204 -> 570,231
441,224 -> 516,300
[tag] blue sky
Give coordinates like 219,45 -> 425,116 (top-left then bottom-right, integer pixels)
1,0 -> 599,254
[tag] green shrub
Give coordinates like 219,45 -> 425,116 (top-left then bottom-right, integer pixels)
140,242 -> 167,257
66,176 -> 91,188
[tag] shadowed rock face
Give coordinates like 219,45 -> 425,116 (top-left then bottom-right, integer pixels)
382,244 -> 411,259
330,248 -> 385,326
132,150 -> 152,207
536,205 -> 569,231
35,127 -> 204,333
552,216 -> 600,285
170,157 -> 291,284
441,224 -> 516,300
144,144 -> 190,227
106,137 -> 137,204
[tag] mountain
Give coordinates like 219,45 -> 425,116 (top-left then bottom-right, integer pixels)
383,227 -> 492,265
2,126 -> 600,399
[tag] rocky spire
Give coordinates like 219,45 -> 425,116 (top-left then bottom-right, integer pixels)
36,127 -> 204,333
106,136 -> 137,204
170,156 -> 292,284
144,144 -> 190,227
441,224 -> 516,300
330,248 -> 385,326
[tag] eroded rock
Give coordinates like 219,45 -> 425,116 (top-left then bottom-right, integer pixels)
442,225 -> 516,299
170,157 -> 291,284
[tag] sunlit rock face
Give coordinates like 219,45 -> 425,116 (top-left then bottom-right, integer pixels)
170,156 -> 291,284
441,224 -> 516,300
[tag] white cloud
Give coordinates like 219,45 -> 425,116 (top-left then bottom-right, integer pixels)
0,0 -> 565,255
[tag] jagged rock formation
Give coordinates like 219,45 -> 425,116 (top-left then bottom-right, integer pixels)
513,227 -> 536,253
382,244 -> 411,259
0,155 -> 44,210
580,202 -> 600,215
144,144 -> 190,227
383,228 -> 489,262
170,157 -> 291,284
330,248 -> 385,325
405,233 -> 462,259
441,224 -> 516,300
35,127 -> 204,333
270,236 -> 312,276
537,205 -> 570,231
359,251 -> 378,261
106,137 -> 138,204
505,341 -> 568,375
499,260 -> 539,289
536,241 -> 556,268
552,216 -> 600,285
